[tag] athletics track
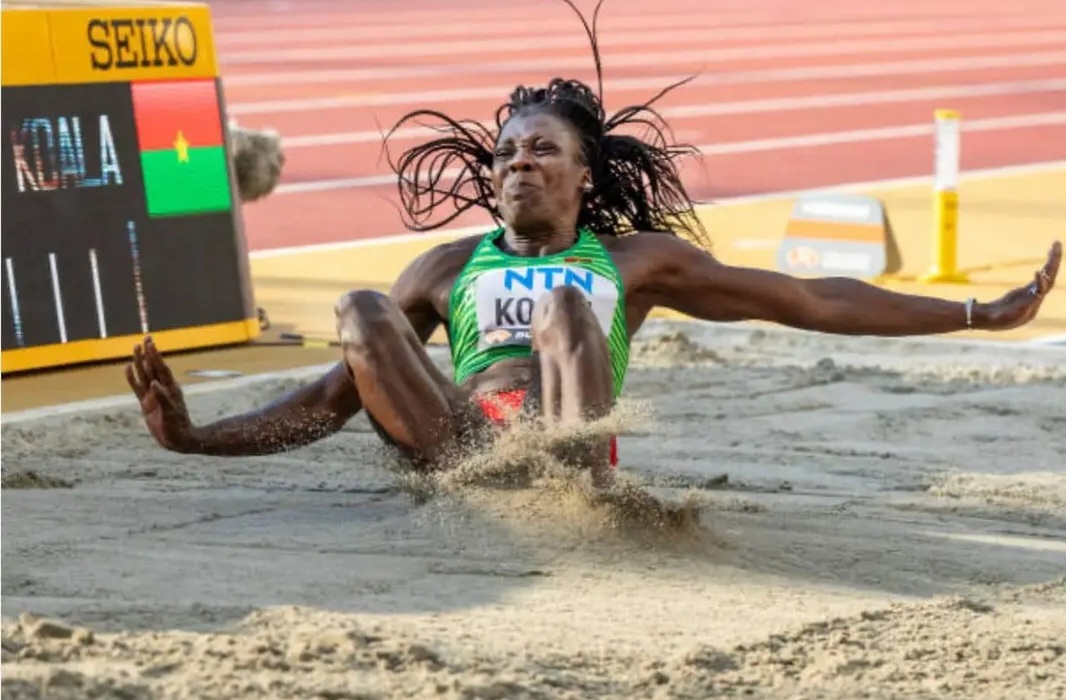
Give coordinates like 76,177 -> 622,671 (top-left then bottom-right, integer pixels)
4,0 -> 1065,411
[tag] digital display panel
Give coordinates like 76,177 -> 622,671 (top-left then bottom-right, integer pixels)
1,80 -> 254,365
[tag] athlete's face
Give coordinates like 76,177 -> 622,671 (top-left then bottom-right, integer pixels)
492,110 -> 590,235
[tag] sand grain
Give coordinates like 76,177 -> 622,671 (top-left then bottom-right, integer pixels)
3,322 -> 1065,699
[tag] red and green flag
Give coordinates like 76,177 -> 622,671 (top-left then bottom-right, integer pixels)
131,79 -> 233,218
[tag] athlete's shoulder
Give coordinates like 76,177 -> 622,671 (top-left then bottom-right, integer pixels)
401,234 -> 483,276
392,234 -> 486,312
633,230 -> 716,253
428,233 -> 484,258
601,231 -> 720,289
599,230 -> 694,256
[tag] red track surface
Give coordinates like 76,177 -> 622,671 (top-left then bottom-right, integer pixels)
205,0 -> 1066,252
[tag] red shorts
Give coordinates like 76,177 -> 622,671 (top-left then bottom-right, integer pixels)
475,389 -> 618,468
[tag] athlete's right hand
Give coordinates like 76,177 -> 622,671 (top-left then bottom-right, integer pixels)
126,336 -> 198,453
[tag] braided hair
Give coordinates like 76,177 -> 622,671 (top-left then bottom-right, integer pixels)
383,0 -> 710,248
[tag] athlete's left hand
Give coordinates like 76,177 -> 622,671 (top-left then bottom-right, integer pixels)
976,241 -> 1060,331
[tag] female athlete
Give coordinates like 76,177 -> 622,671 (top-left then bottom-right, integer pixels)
127,1 -> 1060,486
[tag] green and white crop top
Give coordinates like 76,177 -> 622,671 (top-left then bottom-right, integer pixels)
447,227 -> 630,397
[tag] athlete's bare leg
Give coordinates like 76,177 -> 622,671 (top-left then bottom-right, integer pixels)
529,286 -> 615,485
335,290 -> 478,466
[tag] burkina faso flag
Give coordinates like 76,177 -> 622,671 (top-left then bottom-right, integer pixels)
131,79 -> 233,217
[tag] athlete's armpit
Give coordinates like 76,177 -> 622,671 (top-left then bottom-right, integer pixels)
388,237 -> 479,343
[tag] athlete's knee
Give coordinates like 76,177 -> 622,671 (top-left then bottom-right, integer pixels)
335,289 -> 401,349
532,287 -> 602,351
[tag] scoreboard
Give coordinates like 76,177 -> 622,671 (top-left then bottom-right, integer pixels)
1,1 -> 259,374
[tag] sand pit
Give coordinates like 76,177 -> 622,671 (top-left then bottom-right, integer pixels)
3,321 -> 1065,699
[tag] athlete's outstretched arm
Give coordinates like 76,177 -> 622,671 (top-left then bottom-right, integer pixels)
127,346 -> 363,456
127,250 -> 447,456
642,236 -> 1060,335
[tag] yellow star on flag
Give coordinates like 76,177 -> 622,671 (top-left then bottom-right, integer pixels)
174,131 -> 190,163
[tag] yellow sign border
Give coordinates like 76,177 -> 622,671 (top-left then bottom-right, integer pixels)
1,318 -> 261,374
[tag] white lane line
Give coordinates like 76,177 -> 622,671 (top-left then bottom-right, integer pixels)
214,15 -> 1057,48
251,160 -> 1066,257
222,49 -> 1066,90
219,28 -> 1066,69
229,57 -> 1066,116
209,6 -> 1028,32
270,114 -> 1066,196
276,79 -> 1066,148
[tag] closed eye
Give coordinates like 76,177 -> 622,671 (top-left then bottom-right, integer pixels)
494,139 -> 557,160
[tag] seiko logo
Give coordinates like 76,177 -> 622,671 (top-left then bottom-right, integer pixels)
87,17 -> 198,71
